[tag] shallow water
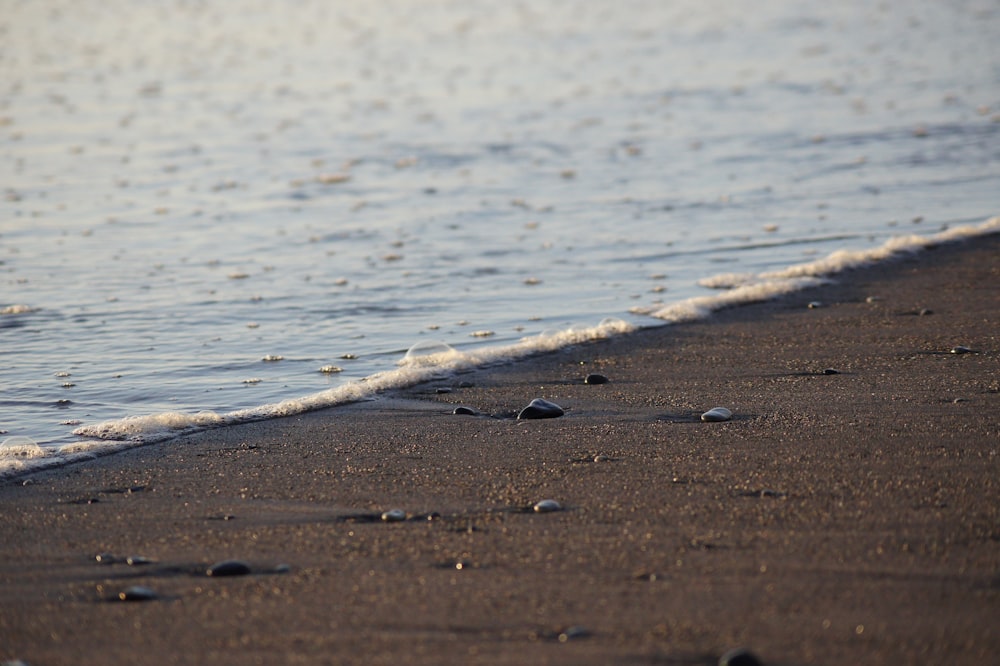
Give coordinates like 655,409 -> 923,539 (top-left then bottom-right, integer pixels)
2,0 -> 998,475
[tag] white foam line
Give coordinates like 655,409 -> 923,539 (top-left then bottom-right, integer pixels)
59,317 -> 635,446
635,216 -> 1000,323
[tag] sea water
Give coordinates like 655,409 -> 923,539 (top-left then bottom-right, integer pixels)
2,0 -> 998,477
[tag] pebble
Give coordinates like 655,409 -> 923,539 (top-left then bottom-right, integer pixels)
701,407 -> 733,422
206,559 -> 252,577
822,368 -> 840,375
118,585 -> 158,602
558,625 -> 591,642
533,499 -> 562,513
518,398 -> 565,419
950,346 -> 972,354
584,373 -> 609,385
718,647 -> 762,666
381,509 -> 407,522
453,406 -> 478,416
807,301 -> 823,309
126,555 -> 155,566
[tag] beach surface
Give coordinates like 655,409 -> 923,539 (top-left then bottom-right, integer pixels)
1,234 -> 998,666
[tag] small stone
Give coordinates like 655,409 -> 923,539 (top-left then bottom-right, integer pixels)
435,387 -> 452,394
584,373 -> 609,385
533,499 -> 562,513
701,407 -> 733,422
719,647 -> 762,666
558,625 -> 590,642
118,585 -> 158,602
950,346 -> 972,354
381,509 -> 407,522
126,555 -> 155,566
919,308 -> 933,316
807,301 -> 823,309
453,406 -> 478,416
95,552 -> 119,564
822,368 -> 840,375
518,398 -> 565,419
593,454 -> 612,462
206,559 -> 252,577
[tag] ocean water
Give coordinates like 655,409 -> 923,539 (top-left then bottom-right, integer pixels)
2,0 -> 998,477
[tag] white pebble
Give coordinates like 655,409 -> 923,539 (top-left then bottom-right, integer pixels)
701,407 -> 732,422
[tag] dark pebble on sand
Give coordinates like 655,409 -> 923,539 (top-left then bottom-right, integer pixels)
950,345 -> 972,354
533,499 -> 562,513
118,585 -> 158,602
435,387 -> 452,394
719,648 -> 762,666
558,626 -> 591,642
517,398 -> 565,419
584,373 -> 609,385
206,559 -> 252,577
822,368 -> 840,375
453,406 -> 478,415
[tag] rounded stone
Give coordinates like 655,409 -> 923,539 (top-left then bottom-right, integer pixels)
584,373 -> 609,385
206,559 -> 252,577
118,585 -> 157,602
701,407 -> 733,422
453,406 -> 478,416
533,499 -> 562,513
950,345 -> 972,354
518,398 -> 565,420
822,368 -> 840,375
381,509 -> 407,522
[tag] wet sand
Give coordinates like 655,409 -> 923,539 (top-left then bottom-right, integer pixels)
1,234 -> 998,666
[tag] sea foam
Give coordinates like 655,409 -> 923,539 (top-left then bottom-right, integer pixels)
636,217 -> 1000,323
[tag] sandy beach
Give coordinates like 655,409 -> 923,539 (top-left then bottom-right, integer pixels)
1,233 -> 997,665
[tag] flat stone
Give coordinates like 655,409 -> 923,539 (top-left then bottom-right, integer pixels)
381,509 -> 407,522
701,407 -> 733,422
206,559 -> 252,577
584,373 -> 609,385
518,398 -> 564,419
118,585 -> 158,602
453,406 -> 478,415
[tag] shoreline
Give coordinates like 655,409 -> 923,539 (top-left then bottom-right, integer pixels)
1,233 -> 997,665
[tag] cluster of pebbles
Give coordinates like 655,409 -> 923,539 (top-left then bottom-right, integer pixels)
84,370 -> 756,665
449,373 -> 735,423
96,554 -> 290,603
